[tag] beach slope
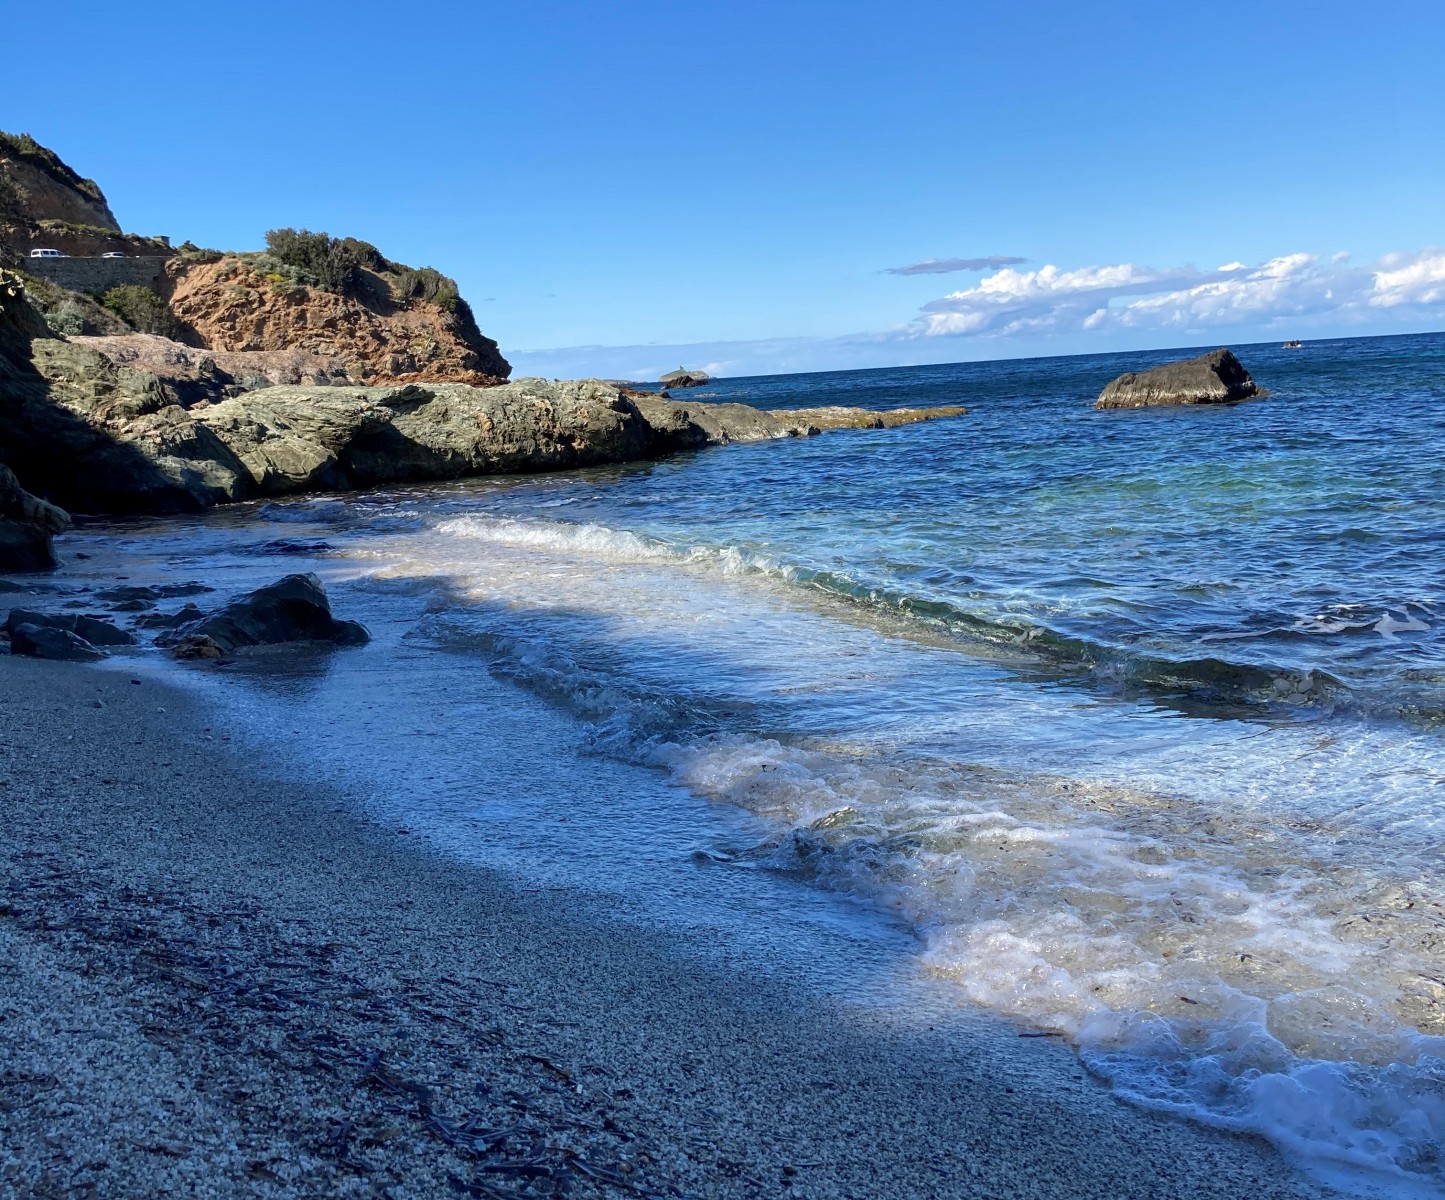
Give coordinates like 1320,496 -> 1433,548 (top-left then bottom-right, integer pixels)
0,657 -> 1327,1199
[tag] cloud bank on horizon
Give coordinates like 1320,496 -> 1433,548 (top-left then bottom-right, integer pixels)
513,247 -> 1445,381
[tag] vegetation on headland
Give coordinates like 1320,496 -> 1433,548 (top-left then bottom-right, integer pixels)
255,228 -> 465,314
0,132 -> 504,380
0,131 -> 106,205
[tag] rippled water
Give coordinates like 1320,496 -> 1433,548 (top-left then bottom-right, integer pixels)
53,331 -> 1445,1194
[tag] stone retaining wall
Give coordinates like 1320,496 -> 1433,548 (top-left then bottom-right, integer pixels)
23,256 -> 169,296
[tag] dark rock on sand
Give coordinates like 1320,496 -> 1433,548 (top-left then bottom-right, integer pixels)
1095,349 -> 1260,410
0,463 -> 71,572
172,573 -> 369,655
9,623 -> 106,661
5,608 -> 136,646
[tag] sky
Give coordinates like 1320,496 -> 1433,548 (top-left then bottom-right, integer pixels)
9,1 -> 1444,378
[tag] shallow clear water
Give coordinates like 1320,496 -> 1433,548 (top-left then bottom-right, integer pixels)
47,331 -> 1445,1194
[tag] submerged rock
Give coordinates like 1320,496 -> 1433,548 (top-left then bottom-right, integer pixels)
170,573 -> 369,656
1095,349 -> 1260,410
9,623 -> 106,661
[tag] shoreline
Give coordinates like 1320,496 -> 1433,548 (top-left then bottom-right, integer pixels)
0,653 -> 1331,1199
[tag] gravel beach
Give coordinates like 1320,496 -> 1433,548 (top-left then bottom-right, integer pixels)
0,655 -> 1331,1200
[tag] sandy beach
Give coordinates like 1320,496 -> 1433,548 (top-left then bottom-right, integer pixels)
0,653 -> 1331,1199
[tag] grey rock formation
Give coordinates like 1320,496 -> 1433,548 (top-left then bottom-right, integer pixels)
5,608 -> 136,646
1095,349 -> 1260,410
0,463 -> 70,571
169,573 -> 369,656
9,623 -> 106,661
197,390 -> 394,496
3,270 -> 969,517
348,378 -> 653,483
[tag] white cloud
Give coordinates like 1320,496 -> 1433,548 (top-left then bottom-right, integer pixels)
908,249 -> 1445,340
885,255 -> 1027,275
512,247 -> 1445,379
1370,249 -> 1445,307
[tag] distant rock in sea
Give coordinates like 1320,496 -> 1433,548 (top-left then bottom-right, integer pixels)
1095,349 -> 1260,410
660,367 -> 710,389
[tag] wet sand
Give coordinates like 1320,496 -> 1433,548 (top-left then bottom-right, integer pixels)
0,654 -> 1330,1199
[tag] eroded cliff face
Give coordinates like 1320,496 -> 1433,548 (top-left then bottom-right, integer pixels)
0,151 -> 119,231
163,257 -> 510,386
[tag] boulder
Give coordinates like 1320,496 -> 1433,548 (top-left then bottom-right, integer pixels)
9,623 -> 106,661
171,573 -> 369,655
5,608 -> 136,646
1095,349 -> 1260,410
0,463 -> 70,572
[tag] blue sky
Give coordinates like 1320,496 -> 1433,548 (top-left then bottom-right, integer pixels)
10,1 -> 1444,378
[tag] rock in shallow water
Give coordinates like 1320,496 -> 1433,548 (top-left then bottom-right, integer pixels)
169,573 -> 369,656
5,608 -> 136,646
1095,349 -> 1261,410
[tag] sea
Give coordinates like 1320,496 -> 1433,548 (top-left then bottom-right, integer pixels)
54,331 -> 1445,1194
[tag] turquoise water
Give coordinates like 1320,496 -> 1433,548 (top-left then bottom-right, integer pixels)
59,332 -> 1445,1194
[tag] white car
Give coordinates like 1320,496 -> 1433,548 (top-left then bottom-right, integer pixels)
28,248 -> 65,258
101,251 -> 127,259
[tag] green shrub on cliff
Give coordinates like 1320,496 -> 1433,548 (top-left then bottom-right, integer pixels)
100,285 -> 179,339
262,228 -> 380,296
259,228 -> 464,313
391,265 -> 461,312
46,299 -> 87,336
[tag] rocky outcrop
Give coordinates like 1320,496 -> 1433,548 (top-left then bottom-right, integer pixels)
167,574 -> 369,657
4,272 -> 969,517
629,396 -> 969,449
357,379 -> 653,481
0,463 -> 70,571
197,389 -> 395,496
0,133 -> 119,232
772,404 -> 969,431
163,257 -> 509,385
660,368 -> 710,388
1095,349 -> 1261,410
70,333 -> 351,400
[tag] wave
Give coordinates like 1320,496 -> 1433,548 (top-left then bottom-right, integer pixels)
430,514 -> 1370,718
413,583 -> 1445,1193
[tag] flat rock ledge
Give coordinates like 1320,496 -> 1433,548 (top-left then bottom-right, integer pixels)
1095,349 -> 1261,410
